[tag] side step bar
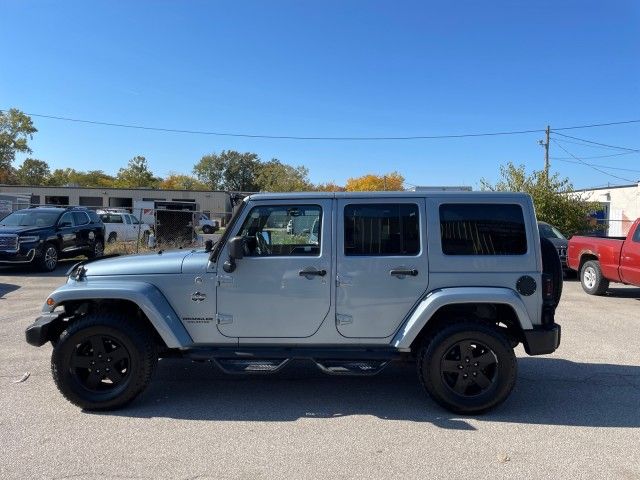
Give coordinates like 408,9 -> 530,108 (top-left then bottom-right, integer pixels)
182,346 -> 403,376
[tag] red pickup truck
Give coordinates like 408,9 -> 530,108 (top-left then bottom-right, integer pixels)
568,218 -> 640,295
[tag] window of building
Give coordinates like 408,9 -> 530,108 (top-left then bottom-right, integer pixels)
79,196 -> 103,208
344,203 -> 420,256
237,205 -> 321,256
45,195 -> 69,206
439,204 -> 527,255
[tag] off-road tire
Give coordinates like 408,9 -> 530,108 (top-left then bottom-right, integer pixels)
202,225 -> 213,234
51,313 -> 157,410
107,232 -> 117,243
418,321 -> 517,414
580,260 -> 609,296
37,242 -> 59,272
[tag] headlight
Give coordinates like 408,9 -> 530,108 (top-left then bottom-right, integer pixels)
19,236 -> 40,243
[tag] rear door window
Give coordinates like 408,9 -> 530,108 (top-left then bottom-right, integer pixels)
439,204 -> 527,255
344,203 -> 420,256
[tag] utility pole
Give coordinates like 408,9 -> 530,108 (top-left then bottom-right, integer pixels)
539,125 -> 550,183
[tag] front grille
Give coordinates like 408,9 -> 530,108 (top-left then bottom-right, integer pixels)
0,234 -> 19,251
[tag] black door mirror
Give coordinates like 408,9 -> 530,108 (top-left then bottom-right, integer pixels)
223,236 -> 244,273
228,236 -> 244,260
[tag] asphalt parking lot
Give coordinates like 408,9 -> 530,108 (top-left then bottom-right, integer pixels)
1,263 -> 639,480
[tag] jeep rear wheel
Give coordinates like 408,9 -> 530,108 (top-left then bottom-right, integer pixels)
580,260 -> 609,295
418,322 -> 517,414
51,313 -> 157,410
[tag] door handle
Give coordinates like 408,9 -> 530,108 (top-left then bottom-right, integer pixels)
390,269 -> 418,277
299,269 -> 327,277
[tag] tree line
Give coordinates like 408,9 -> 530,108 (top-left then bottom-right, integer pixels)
0,108 -> 404,192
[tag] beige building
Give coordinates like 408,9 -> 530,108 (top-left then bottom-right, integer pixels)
0,184 -> 232,222
573,182 -> 640,236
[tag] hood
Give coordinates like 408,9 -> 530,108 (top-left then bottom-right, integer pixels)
0,225 -> 48,235
84,250 -> 193,276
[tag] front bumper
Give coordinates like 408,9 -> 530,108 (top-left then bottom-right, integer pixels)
25,312 -> 62,347
523,324 -> 561,355
0,248 -> 36,264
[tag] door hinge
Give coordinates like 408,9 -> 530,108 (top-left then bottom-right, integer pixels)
217,274 -> 233,286
216,313 -> 233,325
336,314 -> 353,326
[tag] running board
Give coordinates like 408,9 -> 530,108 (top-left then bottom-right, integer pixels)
313,359 -> 390,376
214,358 -> 290,374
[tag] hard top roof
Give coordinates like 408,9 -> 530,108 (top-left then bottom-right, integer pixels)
245,191 -> 531,201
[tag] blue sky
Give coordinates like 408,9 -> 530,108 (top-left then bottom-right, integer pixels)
1,0 -> 639,189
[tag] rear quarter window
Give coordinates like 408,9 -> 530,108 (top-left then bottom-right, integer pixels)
439,203 -> 527,255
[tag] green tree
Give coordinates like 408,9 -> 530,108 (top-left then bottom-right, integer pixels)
0,108 -> 38,184
16,158 -> 50,185
193,153 -> 227,190
47,168 -> 79,186
480,162 -> 599,236
115,156 -> 159,188
76,170 -> 116,187
193,150 -> 260,191
256,159 -> 312,192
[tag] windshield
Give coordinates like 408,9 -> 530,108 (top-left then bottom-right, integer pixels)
0,210 -> 59,227
539,223 -> 566,240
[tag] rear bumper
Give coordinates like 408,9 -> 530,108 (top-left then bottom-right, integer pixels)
523,324 -> 561,355
25,313 -> 62,347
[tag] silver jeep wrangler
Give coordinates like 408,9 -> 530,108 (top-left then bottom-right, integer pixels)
26,192 -> 561,414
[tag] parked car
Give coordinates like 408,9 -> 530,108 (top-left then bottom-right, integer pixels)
567,217 -> 640,295
26,191 -> 561,414
197,213 -> 219,234
0,206 -> 104,271
97,209 -> 151,243
538,221 -> 569,272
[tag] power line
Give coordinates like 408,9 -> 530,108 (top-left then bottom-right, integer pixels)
551,151 -> 638,160
552,131 -> 639,152
552,119 -> 640,131
553,158 -> 640,173
550,136 -> 640,152
2,108 -> 639,141
551,139 -> 637,183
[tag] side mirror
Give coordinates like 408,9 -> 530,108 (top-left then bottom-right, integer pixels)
228,236 -> 244,260
223,236 -> 244,273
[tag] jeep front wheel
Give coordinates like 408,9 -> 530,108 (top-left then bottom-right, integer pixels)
418,322 -> 517,414
51,313 -> 157,410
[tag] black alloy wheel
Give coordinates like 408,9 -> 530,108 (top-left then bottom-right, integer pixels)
418,321 -> 517,414
52,313 -> 157,410
440,339 -> 498,396
69,334 -> 131,393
